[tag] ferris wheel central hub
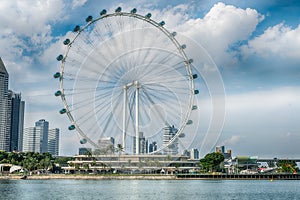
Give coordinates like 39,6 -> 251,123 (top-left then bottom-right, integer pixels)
124,81 -> 139,89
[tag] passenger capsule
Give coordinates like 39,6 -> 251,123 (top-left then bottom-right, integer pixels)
192,105 -> 198,110
181,44 -> 186,49
159,21 -> 165,26
54,90 -> 62,96
56,55 -> 63,61
63,39 -> 70,45
115,7 -> 122,12
100,9 -> 107,15
171,32 -> 177,37
188,59 -> 193,64
145,13 -> 152,18
80,138 -> 87,144
194,90 -> 199,95
131,8 -> 137,14
53,72 -> 61,79
68,125 -> 75,130
192,74 -> 198,79
179,133 -> 185,138
59,108 -> 66,114
73,25 -> 80,32
86,15 -> 93,22
186,120 -> 193,125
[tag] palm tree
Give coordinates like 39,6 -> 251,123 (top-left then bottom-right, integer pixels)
116,144 -> 124,168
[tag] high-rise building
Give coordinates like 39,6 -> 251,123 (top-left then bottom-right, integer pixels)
79,147 -> 92,155
0,58 -> 9,151
147,141 -> 157,153
7,90 -> 25,152
35,119 -> 49,153
163,124 -> 178,155
189,148 -> 199,159
98,137 -> 115,154
215,145 -> 232,159
48,128 -> 59,156
216,146 -> 225,154
23,126 -> 42,153
182,149 -> 190,157
133,132 -> 146,154
0,59 -> 25,152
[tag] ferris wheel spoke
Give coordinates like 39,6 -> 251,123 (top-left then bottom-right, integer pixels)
100,112 -> 115,135
140,88 -> 168,124
143,75 -> 187,85
142,85 -> 190,98
68,99 -> 95,112
144,62 -> 186,81
74,105 -> 97,124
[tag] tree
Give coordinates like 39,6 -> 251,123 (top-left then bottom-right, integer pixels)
116,144 -> 124,168
83,163 -> 90,172
200,152 -> 224,173
277,160 -> 299,173
54,156 -> 74,165
0,151 -> 8,163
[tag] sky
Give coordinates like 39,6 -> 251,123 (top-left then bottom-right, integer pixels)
0,0 -> 300,157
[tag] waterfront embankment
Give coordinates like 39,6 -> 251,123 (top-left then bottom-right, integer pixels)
1,173 -> 300,180
0,174 -> 176,180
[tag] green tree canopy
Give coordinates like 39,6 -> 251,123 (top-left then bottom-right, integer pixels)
200,152 -> 225,173
0,151 -> 57,172
277,160 -> 299,173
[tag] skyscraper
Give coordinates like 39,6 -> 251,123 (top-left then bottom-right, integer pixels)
0,58 -> 25,152
163,124 -> 179,155
48,128 -> 59,156
0,58 -> 9,151
23,126 -> 42,153
133,132 -> 146,154
35,119 -> 49,153
189,148 -> 199,159
7,90 -> 25,152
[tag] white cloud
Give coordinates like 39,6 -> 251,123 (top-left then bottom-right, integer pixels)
241,23 -> 300,60
220,135 -> 241,146
176,2 -> 263,66
0,0 -> 67,78
0,0 -> 65,37
226,87 -> 300,111
71,0 -> 88,9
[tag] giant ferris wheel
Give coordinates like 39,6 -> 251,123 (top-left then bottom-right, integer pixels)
54,7 -> 198,154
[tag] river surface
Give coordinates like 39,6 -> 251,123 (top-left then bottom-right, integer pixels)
0,179 -> 299,200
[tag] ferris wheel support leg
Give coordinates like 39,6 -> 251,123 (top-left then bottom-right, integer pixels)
122,86 -> 127,154
135,81 -> 140,155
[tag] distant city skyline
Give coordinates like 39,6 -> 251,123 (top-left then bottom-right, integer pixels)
0,1 -> 299,157
0,58 -> 25,152
23,119 -> 59,156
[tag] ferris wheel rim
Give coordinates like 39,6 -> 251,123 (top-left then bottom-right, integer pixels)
57,9 -> 196,154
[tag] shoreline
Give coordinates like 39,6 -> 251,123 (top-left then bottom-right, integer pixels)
1,173 -> 300,180
0,174 -> 176,180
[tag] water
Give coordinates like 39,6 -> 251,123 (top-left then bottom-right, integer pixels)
0,179 -> 299,200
